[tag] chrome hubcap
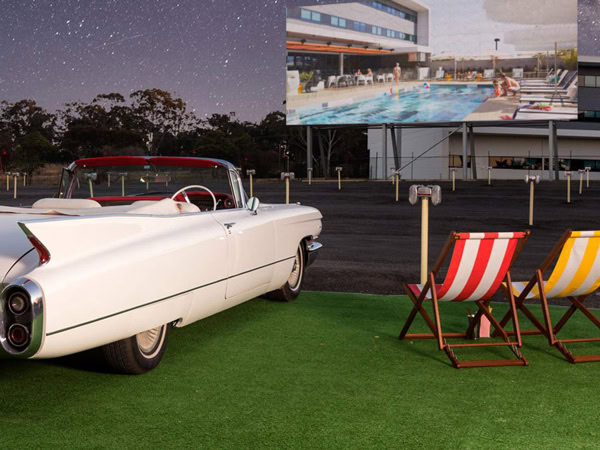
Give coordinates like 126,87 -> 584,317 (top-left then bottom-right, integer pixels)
288,250 -> 302,290
136,326 -> 163,357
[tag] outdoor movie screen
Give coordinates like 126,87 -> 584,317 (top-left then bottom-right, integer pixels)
285,0 -> 578,125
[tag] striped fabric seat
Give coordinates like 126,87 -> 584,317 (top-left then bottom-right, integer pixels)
510,231 -> 600,300
495,230 -> 600,364
408,232 -> 526,302
400,231 -> 530,369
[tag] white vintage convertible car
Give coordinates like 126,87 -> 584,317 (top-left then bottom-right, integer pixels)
0,156 -> 322,374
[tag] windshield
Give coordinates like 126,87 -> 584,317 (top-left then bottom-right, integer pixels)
60,162 -> 241,211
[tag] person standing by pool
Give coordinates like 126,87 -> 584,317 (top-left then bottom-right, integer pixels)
393,63 -> 401,83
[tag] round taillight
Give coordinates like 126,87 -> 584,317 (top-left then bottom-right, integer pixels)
7,292 -> 29,316
7,324 -> 29,348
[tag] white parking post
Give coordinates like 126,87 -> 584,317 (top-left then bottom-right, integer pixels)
120,173 -> 126,196
108,173 -> 111,187
487,166 -> 492,186
246,169 -> 256,198
566,171 -> 571,204
585,167 -> 591,188
307,168 -> 313,185
23,173 -> 26,186
336,167 -> 342,191
579,169 -> 584,195
281,172 -> 294,204
450,168 -> 457,192
88,178 -> 94,198
525,175 -> 540,226
13,173 -> 18,199
5,172 -> 10,191
409,185 -> 442,284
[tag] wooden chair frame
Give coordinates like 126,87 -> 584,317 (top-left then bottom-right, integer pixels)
496,229 -> 600,363
399,231 -> 530,369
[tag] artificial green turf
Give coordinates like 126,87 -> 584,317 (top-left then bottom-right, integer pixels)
1,292 -> 600,449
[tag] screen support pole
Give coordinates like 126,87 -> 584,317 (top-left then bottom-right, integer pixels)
462,123 -> 468,180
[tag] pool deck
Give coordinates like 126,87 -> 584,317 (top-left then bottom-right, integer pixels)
464,95 -> 521,121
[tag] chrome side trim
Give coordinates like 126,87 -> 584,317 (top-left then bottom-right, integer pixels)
0,278 -> 44,358
306,241 -> 322,267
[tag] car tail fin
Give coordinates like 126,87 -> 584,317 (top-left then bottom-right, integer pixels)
18,223 -> 51,266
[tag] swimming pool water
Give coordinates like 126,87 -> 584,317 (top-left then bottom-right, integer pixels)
287,84 -> 494,125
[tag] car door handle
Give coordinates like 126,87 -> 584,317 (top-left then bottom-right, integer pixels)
224,222 -> 236,229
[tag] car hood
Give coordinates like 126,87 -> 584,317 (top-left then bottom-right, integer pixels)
0,213 -> 54,283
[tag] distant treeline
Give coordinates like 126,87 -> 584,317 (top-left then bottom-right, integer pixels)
0,89 -> 367,178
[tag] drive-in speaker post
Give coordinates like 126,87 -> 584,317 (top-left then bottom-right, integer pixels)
336,167 -> 342,191
579,169 -> 585,195
247,169 -> 256,197
585,167 -> 591,188
525,175 -> 540,226
12,172 -> 19,200
566,171 -> 572,204
450,168 -> 457,191
281,172 -> 294,204
409,185 -> 441,284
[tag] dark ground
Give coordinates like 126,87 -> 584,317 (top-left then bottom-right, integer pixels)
3,178 -> 600,305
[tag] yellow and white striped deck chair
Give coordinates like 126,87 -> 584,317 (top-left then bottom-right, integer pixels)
498,230 -> 600,363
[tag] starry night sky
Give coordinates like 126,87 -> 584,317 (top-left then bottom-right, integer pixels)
0,0 -> 591,123
0,0 -> 292,122
579,0 -> 600,57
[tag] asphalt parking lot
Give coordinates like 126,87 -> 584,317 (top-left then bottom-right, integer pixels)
2,178 -> 600,304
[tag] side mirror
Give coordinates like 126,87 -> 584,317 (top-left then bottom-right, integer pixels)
248,197 -> 260,215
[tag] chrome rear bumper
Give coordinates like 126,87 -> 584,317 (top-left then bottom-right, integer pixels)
306,241 -> 322,267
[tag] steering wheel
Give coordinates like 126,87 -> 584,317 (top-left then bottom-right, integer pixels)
171,185 -> 217,211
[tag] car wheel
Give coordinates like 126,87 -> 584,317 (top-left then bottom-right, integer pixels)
101,323 -> 171,375
266,243 -> 305,302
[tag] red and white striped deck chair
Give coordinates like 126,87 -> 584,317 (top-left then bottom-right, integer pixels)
399,231 -> 530,368
496,230 -> 600,363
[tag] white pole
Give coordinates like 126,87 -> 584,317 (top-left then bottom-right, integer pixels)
451,169 -> 456,191
285,177 -> 290,204
586,168 -> 591,188
250,174 -> 254,197
579,170 -> 584,195
421,197 -> 429,285
121,175 -> 125,196
529,181 -> 534,226
6,173 -> 9,191
337,170 -> 341,191
88,178 -> 94,198
108,173 -> 111,187
308,168 -> 312,185
395,174 -> 399,202
23,173 -> 26,186
13,175 -> 17,200
567,172 -> 571,204
488,167 -> 492,186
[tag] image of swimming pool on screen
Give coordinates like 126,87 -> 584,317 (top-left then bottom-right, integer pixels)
285,0 -> 578,124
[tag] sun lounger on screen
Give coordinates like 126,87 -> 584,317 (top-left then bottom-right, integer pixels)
496,230 -> 600,364
483,69 -> 494,79
520,69 -> 560,85
399,231 -> 530,368
520,73 -> 577,94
